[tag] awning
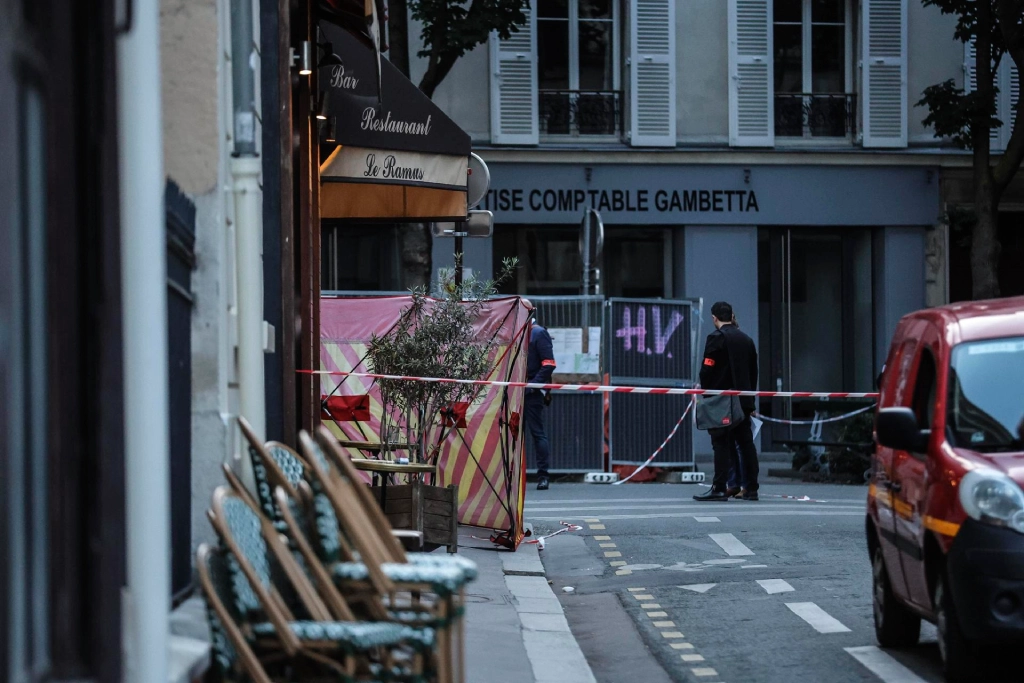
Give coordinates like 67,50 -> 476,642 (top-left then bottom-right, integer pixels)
318,21 -> 470,221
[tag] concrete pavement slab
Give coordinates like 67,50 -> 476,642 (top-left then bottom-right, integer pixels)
502,540 -> 545,576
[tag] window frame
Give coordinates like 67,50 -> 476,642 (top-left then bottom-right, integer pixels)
537,0 -> 621,93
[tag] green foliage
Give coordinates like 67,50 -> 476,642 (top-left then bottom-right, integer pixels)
365,257 -> 518,463
915,0 -> 1014,149
411,0 -> 528,64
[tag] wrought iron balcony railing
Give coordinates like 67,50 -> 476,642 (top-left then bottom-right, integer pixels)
539,90 -> 623,137
775,93 -> 856,138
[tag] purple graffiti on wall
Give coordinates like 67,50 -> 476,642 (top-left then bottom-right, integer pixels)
615,305 -> 684,358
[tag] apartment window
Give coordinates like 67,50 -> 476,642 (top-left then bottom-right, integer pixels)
537,0 -> 621,137
773,0 -> 854,138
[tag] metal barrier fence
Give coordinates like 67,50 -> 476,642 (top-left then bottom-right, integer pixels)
605,297 -> 703,468
321,291 -> 703,472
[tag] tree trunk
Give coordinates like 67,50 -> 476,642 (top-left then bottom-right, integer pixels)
970,1 -> 1001,300
399,222 -> 432,289
971,171 -> 1001,299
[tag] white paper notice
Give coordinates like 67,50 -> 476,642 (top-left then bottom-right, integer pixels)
547,327 -> 582,373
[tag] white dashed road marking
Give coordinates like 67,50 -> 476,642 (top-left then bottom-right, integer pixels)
678,583 -> 717,594
756,579 -> 795,594
694,516 -> 720,522
786,602 -> 851,633
709,533 -> 755,556
845,646 -> 929,683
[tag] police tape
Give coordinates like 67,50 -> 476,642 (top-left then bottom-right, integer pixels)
302,369 -> 880,400
752,404 -> 876,426
522,521 -> 584,550
614,398 -> 696,485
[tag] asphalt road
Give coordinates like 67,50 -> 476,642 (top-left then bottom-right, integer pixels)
525,478 -> 1015,683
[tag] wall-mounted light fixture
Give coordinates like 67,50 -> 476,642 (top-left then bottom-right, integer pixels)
325,117 -> 337,144
297,40 -> 312,75
743,168 -> 751,184
316,91 -> 330,120
317,42 -> 344,68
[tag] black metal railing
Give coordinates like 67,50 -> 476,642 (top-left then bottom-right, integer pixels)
775,93 -> 856,138
539,90 -> 623,136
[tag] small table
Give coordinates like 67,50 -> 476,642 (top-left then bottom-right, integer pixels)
350,459 -> 437,510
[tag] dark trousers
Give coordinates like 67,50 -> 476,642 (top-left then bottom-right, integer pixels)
710,417 -> 759,493
525,392 -> 550,476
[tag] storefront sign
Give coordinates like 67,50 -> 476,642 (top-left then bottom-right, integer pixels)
321,145 -> 468,191
479,163 -> 939,226
319,22 -> 470,157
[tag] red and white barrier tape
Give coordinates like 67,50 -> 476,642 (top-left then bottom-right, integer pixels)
752,404 -> 876,426
523,521 -> 583,550
613,398 -> 696,485
303,370 -> 879,400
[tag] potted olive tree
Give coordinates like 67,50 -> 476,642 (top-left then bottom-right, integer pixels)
364,258 -> 517,550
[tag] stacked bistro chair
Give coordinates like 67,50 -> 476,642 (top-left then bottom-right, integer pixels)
199,484 -> 436,682
233,417 -> 476,683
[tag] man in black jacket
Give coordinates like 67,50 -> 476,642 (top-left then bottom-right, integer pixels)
693,301 -> 760,502
525,307 -> 557,490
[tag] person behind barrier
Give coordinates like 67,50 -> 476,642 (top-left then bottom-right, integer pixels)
693,301 -> 760,502
524,302 -> 556,490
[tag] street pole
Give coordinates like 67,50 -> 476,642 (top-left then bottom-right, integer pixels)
117,0 -> 169,679
231,0 -> 262,490
454,222 -> 466,288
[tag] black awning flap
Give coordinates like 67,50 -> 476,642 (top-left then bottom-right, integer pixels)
318,20 -> 471,158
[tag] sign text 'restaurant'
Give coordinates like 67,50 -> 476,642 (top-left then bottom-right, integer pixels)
481,188 -> 760,214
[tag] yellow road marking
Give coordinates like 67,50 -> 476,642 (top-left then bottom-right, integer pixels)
610,561 -> 627,567
641,603 -> 662,610
681,654 -> 705,662
589,524 -> 606,530
691,667 -> 718,677
627,587 -> 646,592
633,594 -> 654,601
604,550 -> 621,558
647,611 -> 668,618
594,535 -> 611,541
660,631 -> 685,639
652,621 -> 675,628
599,543 -> 617,548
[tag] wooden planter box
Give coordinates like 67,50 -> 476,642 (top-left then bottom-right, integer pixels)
370,480 -> 459,553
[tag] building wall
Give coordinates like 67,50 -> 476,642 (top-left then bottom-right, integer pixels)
162,0 -> 250,555
908,2 -> 961,142
677,0 -> 729,143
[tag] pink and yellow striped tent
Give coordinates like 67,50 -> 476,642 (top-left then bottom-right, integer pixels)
319,295 -> 532,549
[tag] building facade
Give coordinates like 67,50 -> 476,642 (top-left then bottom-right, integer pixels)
369,0 -> 1024,445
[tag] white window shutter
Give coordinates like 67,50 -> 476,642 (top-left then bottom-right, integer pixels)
629,0 -> 676,147
964,38 -> 1002,150
994,58 -> 1019,151
862,0 -> 907,148
489,4 -> 537,145
728,0 -> 774,147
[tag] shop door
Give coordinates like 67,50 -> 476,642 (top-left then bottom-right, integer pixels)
757,228 -> 875,449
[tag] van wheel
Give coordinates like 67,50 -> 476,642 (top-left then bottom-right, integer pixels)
935,571 -> 976,683
872,545 -> 921,647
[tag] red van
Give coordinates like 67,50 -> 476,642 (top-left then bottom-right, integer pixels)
868,296 -> 1024,682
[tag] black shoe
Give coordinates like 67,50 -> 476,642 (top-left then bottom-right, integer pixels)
741,491 -> 759,501
537,476 -> 549,491
693,490 -> 730,502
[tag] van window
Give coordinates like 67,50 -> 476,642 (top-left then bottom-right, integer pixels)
947,337 -> 1024,452
911,349 -> 937,430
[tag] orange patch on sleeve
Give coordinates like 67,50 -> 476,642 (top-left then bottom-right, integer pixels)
703,358 -> 715,366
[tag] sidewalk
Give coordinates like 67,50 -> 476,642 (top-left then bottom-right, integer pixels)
458,528 -> 597,683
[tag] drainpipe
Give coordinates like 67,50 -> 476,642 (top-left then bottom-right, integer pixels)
231,0 -> 264,489
116,0 -> 169,680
